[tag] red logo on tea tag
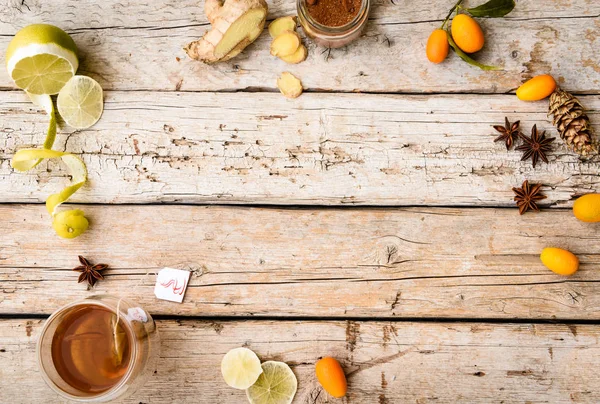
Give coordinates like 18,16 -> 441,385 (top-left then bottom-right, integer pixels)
154,268 -> 191,303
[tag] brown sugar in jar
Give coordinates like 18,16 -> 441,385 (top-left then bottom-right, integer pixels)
307,0 -> 362,27
297,0 -> 370,48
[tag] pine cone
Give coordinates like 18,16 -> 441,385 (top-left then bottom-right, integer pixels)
548,88 -> 597,156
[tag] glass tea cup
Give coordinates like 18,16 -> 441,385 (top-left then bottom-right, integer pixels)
37,295 -> 159,402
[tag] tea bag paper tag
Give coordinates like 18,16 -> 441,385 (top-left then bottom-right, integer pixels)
126,307 -> 148,323
154,267 -> 191,303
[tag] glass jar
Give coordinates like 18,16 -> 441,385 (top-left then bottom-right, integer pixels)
37,295 -> 159,402
297,0 -> 370,48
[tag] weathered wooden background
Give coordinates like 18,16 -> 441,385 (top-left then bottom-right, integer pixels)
1,0 -> 600,402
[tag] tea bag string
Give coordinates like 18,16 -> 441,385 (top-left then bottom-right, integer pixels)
112,263 -> 197,344
112,268 -> 159,352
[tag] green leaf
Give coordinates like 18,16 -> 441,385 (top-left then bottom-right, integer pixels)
446,32 -> 501,71
466,0 -> 515,17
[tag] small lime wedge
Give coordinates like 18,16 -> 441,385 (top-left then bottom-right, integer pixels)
221,347 -> 263,390
246,361 -> 298,404
57,75 -> 104,129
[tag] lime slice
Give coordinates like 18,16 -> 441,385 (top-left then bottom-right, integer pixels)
57,75 -> 104,129
221,347 -> 263,390
246,361 -> 298,404
6,24 -> 78,95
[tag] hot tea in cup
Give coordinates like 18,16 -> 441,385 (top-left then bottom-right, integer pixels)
37,296 -> 159,402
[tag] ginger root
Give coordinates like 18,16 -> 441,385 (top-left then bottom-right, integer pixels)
270,30 -> 301,57
268,16 -> 297,38
277,72 -> 303,98
185,0 -> 268,64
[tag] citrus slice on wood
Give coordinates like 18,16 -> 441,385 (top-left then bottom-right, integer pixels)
246,361 -> 298,404
221,347 -> 263,390
57,75 -> 104,129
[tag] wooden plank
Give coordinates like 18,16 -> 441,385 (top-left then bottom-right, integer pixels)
2,92 -> 599,206
0,1 -> 599,93
1,318 -> 598,403
1,0 -> 597,29
2,204 -> 600,319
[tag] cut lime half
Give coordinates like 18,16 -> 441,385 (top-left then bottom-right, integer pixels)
6,24 -> 78,95
246,361 -> 298,404
57,75 -> 104,129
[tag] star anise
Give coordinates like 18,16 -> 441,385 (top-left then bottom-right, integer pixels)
493,117 -> 521,150
73,256 -> 107,287
516,124 -> 555,168
512,180 -> 547,215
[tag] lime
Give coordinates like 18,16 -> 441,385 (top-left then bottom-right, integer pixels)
221,347 -> 263,390
52,209 -> 89,239
57,75 -> 104,129
6,24 -> 78,95
246,361 -> 298,404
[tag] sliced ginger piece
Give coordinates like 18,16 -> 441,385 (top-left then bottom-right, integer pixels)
270,30 -> 301,57
279,44 -> 307,64
185,0 -> 268,64
277,72 -> 303,99
269,16 -> 297,38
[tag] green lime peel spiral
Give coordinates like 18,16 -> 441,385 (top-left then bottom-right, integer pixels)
11,94 -> 89,239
